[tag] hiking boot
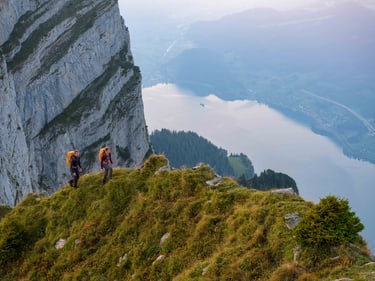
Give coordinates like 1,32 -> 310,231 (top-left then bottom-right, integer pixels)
69,180 -> 73,187
102,179 -> 106,185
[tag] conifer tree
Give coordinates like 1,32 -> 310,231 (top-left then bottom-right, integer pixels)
294,195 -> 364,247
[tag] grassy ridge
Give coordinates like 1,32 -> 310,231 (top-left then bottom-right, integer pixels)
0,155 -> 373,280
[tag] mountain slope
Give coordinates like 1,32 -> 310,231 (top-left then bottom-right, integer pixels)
0,0 -> 151,205
0,155 -> 373,280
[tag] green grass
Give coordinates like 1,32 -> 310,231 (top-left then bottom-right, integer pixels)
0,155 -> 373,280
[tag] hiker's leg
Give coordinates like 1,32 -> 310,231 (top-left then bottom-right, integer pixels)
103,165 -> 108,184
76,172 -> 80,187
73,174 -> 78,188
109,165 -> 113,179
73,170 -> 79,188
71,171 -> 76,187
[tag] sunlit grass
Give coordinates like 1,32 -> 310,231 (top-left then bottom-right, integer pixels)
0,155 -> 373,280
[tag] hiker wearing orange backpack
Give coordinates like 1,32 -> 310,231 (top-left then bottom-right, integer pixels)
67,150 -> 82,188
99,147 -> 113,185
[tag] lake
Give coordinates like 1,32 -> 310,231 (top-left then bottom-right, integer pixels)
142,83 -> 375,252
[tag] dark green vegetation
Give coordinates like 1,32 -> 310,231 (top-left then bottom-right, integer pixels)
0,155 -> 373,280
294,195 -> 366,267
0,205 -> 12,220
244,169 -> 298,195
155,3 -> 375,164
227,153 -> 254,181
151,129 -> 298,193
150,129 -> 254,179
295,196 -> 364,248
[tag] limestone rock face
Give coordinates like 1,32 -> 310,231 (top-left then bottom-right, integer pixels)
0,0 -> 151,206
0,54 -> 32,205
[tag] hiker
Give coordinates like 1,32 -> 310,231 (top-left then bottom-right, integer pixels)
69,150 -> 82,188
101,147 -> 113,185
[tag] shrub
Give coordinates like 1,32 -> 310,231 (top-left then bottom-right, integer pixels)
0,205 -> 12,219
0,219 -> 28,267
294,195 -> 364,248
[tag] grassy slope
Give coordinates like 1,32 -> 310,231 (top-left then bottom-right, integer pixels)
0,155 -> 373,280
227,155 -> 248,179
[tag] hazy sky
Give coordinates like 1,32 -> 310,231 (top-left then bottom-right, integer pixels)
118,0 -> 310,12
118,0 -> 317,21
119,0 -> 373,21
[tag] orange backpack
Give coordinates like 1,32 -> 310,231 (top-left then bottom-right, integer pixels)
66,150 -> 75,167
98,147 -> 110,163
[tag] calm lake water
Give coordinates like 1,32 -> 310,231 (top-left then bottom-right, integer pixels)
143,83 -> 375,252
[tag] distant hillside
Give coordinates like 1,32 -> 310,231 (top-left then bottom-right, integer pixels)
156,2 -> 375,164
151,129 -> 299,194
0,155 -> 373,280
150,129 -> 254,179
227,153 -> 254,180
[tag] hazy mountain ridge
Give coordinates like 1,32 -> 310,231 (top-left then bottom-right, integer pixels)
155,2 -> 375,164
0,155 -> 373,280
0,0 -> 151,205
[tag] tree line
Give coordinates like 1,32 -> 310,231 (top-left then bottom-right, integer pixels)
150,129 -> 298,194
150,129 -> 235,176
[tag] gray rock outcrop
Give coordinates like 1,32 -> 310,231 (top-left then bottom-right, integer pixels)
0,0 -> 151,206
284,212 -> 301,230
271,187 -> 297,196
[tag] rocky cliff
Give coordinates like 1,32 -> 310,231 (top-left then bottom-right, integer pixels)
0,0 -> 151,206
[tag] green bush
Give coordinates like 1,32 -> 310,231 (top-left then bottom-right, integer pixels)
294,195 -> 364,248
0,219 -> 28,267
0,205 -> 12,219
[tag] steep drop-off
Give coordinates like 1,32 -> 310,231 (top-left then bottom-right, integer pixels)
0,0 -> 151,205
